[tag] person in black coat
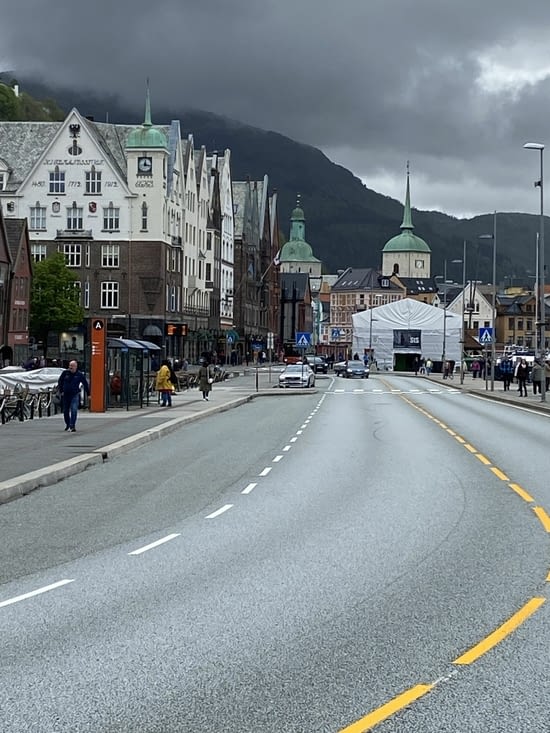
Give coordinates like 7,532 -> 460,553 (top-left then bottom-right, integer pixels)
57,360 -> 90,431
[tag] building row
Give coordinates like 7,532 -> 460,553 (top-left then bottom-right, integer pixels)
0,90 -> 546,368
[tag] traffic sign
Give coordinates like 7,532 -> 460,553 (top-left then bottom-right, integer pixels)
93,319 -> 104,330
331,328 -> 341,340
479,327 -> 494,344
295,332 -> 311,348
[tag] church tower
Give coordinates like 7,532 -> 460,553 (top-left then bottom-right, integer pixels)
382,165 -> 431,278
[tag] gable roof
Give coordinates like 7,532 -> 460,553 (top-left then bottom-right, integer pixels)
3,218 -> 26,260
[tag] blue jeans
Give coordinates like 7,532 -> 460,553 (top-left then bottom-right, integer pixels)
63,393 -> 80,428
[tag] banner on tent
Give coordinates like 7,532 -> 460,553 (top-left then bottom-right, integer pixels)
393,330 -> 421,349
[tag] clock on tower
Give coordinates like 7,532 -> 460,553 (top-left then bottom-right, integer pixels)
137,156 -> 153,174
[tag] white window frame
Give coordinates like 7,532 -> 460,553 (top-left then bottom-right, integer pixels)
101,243 -> 120,268
102,203 -> 120,231
84,281 -> 90,309
85,166 -> 102,194
49,166 -> 65,194
63,243 -> 81,267
30,204 -> 47,230
31,243 -> 47,262
66,204 -> 83,231
100,281 -> 119,309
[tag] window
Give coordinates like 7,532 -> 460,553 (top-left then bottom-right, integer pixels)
30,204 -> 46,230
207,232 -> 212,251
102,203 -> 119,231
141,202 -> 148,231
206,263 -> 211,281
527,320 -> 533,331
100,281 -> 119,308
518,319 -> 524,330
101,244 -> 120,268
85,167 -> 102,194
66,203 -> 83,230
49,166 -> 65,193
31,243 -> 47,262
63,244 -> 81,267
84,282 -> 90,309
0,172 -> 5,190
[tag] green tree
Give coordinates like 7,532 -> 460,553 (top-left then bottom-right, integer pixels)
30,253 -> 84,355
0,83 -> 19,120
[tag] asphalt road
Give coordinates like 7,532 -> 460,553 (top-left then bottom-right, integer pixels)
1,373 -> 550,732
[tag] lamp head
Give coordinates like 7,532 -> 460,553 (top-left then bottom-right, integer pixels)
524,142 -> 545,150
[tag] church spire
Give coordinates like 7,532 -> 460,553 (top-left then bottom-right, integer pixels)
144,78 -> 152,127
400,161 -> 414,231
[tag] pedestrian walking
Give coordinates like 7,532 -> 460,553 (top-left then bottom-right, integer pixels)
500,356 -> 513,391
515,358 -> 529,397
425,358 -> 433,375
471,359 -> 480,379
57,360 -> 90,432
198,359 -> 214,401
155,359 -> 173,407
413,357 -> 419,376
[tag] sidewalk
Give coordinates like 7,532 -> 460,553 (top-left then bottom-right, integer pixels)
420,371 -> 550,414
0,368 -> 296,504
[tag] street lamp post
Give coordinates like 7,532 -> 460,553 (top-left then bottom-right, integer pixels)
479,211 -> 497,391
524,142 -> 546,402
460,240 -> 467,384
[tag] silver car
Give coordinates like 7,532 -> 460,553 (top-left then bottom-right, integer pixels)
279,364 -> 316,388
342,360 -> 369,378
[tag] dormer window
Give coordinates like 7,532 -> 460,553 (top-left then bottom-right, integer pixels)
0,172 -> 6,191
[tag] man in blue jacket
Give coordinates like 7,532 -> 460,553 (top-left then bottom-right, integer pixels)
57,360 -> 90,432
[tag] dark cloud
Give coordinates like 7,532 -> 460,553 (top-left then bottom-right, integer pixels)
2,0 -> 550,215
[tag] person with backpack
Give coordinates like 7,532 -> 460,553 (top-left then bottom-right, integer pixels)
57,360 -> 90,432
515,358 -> 529,397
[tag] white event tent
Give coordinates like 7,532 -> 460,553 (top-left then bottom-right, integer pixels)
352,298 -> 462,371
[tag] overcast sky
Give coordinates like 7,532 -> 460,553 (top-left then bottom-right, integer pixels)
2,0 -> 550,218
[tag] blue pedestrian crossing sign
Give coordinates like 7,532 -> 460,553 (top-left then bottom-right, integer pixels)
295,332 -> 312,348
331,327 -> 342,340
478,326 -> 494,344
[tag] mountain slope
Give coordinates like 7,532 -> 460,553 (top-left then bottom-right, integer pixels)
1,76 -> 541,282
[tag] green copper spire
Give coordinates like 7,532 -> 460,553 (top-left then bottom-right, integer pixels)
144,78 -> 152,127
126,80 -> 168,149
401,161 -> 414,231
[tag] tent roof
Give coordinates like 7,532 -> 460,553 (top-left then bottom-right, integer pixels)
352,297 -> 462,328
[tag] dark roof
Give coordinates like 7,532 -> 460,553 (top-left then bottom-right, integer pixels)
333,267 -> 401,292
280,272 -> 310,300
3,218 -> 25,259
397,276 -> 438,295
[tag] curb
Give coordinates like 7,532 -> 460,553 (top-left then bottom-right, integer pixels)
0,389 -> 317,505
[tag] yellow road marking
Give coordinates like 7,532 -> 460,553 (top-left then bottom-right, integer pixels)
338,684 -> 435,732
464,444 -> 477,453
533,506 -> 550,532
475,453 -> 491,465
490,467 -> 509,481
508,483 -> 534,503
454,435 -> 465,443
446,428 -> 456,436
453,597 -> 545,665
547,570 -> 550,582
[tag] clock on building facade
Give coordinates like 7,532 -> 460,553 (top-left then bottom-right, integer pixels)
137,156 -> 153,174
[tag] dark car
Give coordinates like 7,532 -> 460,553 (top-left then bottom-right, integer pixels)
340,359 -> 369,378
307,356 -> 328,374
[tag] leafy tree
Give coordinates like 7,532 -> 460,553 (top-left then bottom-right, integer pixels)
30,253 -> 84,355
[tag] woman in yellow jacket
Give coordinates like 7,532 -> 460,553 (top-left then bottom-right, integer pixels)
155,359 -> 173,406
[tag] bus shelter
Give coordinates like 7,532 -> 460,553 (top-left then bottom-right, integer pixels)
106,338 -> 161,410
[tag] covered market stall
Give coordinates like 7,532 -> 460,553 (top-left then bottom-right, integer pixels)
352,298 -> 462,372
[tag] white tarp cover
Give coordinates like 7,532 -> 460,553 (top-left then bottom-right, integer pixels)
0,367 -> 64,394
352,298 -> 462,369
